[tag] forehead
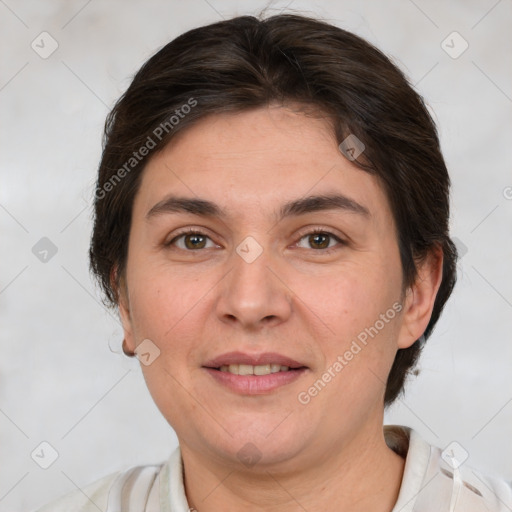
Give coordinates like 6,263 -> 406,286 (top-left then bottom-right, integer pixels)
134,105 -> 392,224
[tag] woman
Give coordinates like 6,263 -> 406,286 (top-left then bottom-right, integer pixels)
37,12 -> 511,512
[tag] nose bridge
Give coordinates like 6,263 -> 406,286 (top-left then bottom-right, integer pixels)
216,237 -> 291,327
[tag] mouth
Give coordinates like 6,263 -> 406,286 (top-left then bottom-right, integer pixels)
202,351 -> 309,394
216,363 -> 302,375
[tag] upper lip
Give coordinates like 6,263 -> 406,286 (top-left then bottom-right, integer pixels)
203,351 -> 307,369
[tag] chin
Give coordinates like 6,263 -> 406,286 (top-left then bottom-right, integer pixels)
203,416 -> 312,469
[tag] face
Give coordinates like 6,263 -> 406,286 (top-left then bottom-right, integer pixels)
119,105 -> 436,472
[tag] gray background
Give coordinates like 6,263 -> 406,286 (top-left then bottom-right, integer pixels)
1,0 -> 511,510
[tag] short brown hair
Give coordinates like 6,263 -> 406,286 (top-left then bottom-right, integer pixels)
89,13 -> 457,406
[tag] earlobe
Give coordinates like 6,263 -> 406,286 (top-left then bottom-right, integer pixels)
397,246 -> 444,349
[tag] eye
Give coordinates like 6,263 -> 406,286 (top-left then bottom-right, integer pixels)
168,230 -> 217,250
166,228 -> 345,252
296,229 -> 345,251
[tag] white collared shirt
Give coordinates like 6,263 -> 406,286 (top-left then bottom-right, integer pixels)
35,425 -> 512,511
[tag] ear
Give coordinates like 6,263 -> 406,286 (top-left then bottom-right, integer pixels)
113,266 -> 136,354
397,246 -> 444,349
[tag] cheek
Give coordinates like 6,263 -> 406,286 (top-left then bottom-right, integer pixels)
296,262 -> 400,339
126,263 -> 209,345
291,260 -> 403,406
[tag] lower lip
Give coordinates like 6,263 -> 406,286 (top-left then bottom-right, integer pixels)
203,367 -> 308,394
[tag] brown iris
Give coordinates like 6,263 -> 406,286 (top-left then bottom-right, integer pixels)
309,233 -> 330,249
184,233 -> 207,249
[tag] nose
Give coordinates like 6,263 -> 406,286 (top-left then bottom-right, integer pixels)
215,242 -> 292,331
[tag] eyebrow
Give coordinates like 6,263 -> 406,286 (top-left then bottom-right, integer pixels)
145,193 -> 370,221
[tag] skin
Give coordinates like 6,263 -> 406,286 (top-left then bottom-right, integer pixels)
119,104 -> 443,512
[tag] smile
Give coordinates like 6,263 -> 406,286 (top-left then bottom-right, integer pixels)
202,351 -> 309,394
218,363 -> 292,375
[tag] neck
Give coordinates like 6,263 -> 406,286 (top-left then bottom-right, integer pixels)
180,424 -> 406,512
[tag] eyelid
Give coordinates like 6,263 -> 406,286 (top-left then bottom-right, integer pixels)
294,225 -> 345,238
165,227 -> 220,249
293,226 -> 347,252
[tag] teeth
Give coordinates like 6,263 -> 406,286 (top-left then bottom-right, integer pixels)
254,364 -> 271,376
218,364 -> 293,375
238,364 -> 253,376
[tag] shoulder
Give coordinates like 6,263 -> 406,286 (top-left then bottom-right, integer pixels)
386,425 -> 512,512
34,463 -> 164,512
438,454 -> 512,512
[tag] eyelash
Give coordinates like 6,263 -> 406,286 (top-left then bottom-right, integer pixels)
166,227 -> 346,254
